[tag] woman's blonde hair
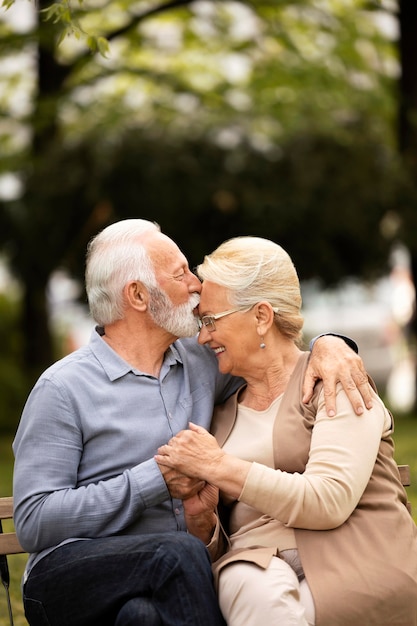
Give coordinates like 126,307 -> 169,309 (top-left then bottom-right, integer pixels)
197,236 -> 304,345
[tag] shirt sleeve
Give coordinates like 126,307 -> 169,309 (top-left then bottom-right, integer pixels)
309,333 -> 358,353
13,378 -> 170,553
238,385 -> 392,530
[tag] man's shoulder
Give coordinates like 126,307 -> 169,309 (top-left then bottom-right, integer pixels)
40,344 -> 94,382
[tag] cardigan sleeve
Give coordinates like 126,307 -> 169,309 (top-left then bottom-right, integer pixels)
238,385 -> 392,530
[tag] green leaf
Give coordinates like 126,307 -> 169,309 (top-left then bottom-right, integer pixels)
97,36 -> 109,58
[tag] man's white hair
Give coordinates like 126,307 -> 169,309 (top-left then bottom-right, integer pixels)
85,219 -> 160,326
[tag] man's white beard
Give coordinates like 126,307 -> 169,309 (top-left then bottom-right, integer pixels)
148,288 -> 200,338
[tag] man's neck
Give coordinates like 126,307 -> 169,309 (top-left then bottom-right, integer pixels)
102,320 -> 176,378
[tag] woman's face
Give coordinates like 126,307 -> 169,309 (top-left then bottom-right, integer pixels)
197,281 -> 257,377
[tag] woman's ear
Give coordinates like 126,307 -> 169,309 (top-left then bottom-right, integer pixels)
255,301 -> 275,333
125,280 -> 148,311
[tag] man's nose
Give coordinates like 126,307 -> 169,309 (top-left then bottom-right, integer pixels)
189,272 -> 202,293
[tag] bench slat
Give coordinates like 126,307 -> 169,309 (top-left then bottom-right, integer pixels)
0,533 -> 24,555
398,464 -> 411,487
0,497 -> 14,520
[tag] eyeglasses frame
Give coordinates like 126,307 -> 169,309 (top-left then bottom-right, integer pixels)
198,307 -> 252,332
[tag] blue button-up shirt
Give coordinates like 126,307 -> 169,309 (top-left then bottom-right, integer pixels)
13,328 -> 241,576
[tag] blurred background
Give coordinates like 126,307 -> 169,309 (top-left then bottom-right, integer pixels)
0,0 -> 417,434
1,3 -> 417,621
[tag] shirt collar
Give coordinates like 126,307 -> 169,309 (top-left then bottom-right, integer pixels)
89,327 -> 183,381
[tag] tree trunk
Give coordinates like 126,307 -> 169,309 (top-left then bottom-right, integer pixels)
397,0 -> 417,411
398,0 -> 417,160
16,3 -> 70,382
21,279 -> 54,385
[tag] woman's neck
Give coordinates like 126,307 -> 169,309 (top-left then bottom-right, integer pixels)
239,347 -> 303,411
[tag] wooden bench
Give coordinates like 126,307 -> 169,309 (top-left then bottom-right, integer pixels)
0,497 -> 24,626
0,465 -> 413,624
0,497 -> 24,555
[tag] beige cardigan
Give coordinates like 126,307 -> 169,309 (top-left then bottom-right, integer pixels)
209,352 -> 417,626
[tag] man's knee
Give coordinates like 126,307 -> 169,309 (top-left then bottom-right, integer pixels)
146,532 -> 213,593
157,532 -> 211,571
115,598 -> 162,626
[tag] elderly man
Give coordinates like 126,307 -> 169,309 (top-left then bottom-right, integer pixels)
13,219 -> 371,626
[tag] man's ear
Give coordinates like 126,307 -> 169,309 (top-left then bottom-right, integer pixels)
126,281 -> 148,311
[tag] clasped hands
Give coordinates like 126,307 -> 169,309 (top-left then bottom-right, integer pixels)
156,423 -> 221,505
157,424 -> 222,542
156,422 -> 221,483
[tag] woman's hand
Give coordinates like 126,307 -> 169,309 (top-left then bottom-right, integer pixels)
156,422 -> 252,500
155,422 -> 225,480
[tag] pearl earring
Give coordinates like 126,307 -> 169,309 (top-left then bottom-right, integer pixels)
260,339 -> 266,349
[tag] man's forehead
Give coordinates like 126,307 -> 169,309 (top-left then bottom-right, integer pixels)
144,232 -> 186,271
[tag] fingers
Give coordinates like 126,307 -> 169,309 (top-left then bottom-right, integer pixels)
304,368 -> 373,417
339,366 -> 373,415
167,479 -> 205,500
302,370 -> 318,404
357,381 -> 373,410
157,464 -> 205,498
155,445 -> 172,464
158,426 -> 208,456
321,373 -> 373,417
155,442 -> 177,470
182,480 -> 206,498
320,381 -> 337,418
353,372 -> 373,410
189,422 -> 205,433
305,335 -> 374,417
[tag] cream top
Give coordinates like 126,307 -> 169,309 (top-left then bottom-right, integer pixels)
222,395 -> 297,552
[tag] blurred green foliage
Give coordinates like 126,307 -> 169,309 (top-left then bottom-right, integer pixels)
0,0 -> 416,410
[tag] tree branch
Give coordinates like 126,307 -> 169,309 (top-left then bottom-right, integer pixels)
61,0 -> 197,88
108,0 -> 197,42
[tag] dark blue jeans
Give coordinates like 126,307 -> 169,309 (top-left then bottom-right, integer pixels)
23,532 -> 225,626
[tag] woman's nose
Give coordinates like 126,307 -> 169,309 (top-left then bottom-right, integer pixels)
197,324 -> 211,344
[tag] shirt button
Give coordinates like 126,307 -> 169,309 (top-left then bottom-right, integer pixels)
174,508 -> 180,515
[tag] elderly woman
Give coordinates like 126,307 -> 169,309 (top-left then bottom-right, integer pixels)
156,236 -> 417,626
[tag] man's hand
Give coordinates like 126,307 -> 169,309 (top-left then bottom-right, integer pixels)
183,482 -> 219,518
183,483 -> 219,544
303,335 -> 373,417
157,464 -> 205,500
